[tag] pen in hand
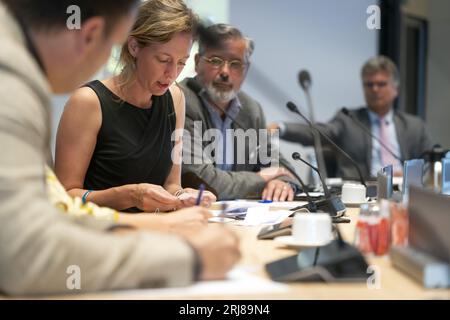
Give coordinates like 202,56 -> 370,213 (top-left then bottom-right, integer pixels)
195,183 -> 205,206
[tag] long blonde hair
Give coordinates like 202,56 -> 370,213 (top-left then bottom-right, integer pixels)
118,0 -> 198,89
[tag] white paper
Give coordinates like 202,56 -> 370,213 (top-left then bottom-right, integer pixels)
105,267 -> 288,298
236,208 -> 292,226
218,200 -> 266,212
295,192 -> 325,197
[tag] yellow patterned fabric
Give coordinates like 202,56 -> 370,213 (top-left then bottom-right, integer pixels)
45,165 -> 119,222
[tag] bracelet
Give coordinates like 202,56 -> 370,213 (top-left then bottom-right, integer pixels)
81,190 -> 93,204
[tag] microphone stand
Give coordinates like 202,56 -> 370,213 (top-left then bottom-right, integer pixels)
292,153 -> 346,256
291,152 -> 346,219
277,158 -> 317,212
299,71 -> 328,184
287,101 -> 367,188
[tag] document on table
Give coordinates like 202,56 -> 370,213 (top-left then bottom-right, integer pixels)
210,207 -> 293,226
106,267 -> 288,298
236,208 -> 292,226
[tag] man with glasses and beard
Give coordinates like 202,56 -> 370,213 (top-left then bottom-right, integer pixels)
180,23 -> 299,201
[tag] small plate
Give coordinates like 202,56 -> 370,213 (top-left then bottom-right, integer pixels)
273,235 -> 332,248
343,199 -> 369,207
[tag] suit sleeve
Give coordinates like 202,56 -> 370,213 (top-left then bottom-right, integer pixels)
418,120 -> 435,156
254,104 -> 301,189
281,110 -> 344,146
182,113 -> 266,200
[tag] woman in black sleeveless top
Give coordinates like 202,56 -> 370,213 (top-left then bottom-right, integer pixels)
54,1 -> 215,213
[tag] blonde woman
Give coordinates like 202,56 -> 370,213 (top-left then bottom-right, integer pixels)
55,0 -> 216,213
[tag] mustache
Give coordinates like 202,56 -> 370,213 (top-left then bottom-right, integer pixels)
213,80 -> 232,86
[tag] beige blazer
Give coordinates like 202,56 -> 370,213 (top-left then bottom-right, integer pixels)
0,3 -> 195,295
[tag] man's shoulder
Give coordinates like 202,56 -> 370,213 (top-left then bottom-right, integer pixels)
394,109 -> 426,127
0,70 -> 50,142
178,78 -> 204,118
345,106 -> 369,118
237,90 -> 263,115
329,106 -> 367,125
0,11 -> 51,130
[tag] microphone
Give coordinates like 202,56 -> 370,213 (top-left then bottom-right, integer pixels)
286,101 -> 367,188
292,152 -> 346,218
276,158 -> 317,212
296,70 -> 328,181
341,107 -> 402,161
298,70 -> 312,91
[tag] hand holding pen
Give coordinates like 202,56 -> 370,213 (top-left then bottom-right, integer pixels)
176,184 -> 217,208
195,183 -> 205,206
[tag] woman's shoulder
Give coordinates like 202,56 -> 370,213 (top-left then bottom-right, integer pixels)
63,84 -> 102,123
168,84 -> 185,115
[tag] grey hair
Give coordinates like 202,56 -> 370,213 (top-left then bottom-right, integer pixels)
361,55 -> 400,87
197,23 -> 254,62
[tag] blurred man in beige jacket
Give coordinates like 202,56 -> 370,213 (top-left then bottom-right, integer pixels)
0,0 -> 239,296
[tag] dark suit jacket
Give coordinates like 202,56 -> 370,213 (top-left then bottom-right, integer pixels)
179,78 -> 297,200
282,107 -> 434,179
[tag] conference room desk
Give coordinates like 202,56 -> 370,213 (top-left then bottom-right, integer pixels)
36,201 -> 447,300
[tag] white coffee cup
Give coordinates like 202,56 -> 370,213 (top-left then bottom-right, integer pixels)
292,213 -> 333,245
341,183 -> 367,204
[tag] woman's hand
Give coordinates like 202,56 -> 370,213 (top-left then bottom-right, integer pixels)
164,206 -> 212,231
133,183 -> 182,212
178,188 -> 217,208
118,206 -> 212,233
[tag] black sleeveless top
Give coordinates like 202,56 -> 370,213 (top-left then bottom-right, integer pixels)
83,80 -> 176,203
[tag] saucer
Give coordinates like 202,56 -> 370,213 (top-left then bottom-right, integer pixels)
343,200 -> 368,207
273,235 -> 332,249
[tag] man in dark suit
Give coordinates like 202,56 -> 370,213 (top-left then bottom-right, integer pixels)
268,56 -> 434,179
179,23 -> 298,201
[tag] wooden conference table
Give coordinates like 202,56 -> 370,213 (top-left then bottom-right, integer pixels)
1,200 -> 444,300
38,200 -> 448,300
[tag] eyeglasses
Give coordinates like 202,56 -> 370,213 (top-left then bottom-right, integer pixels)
363,81 -> 389,89
201,56 -> 247,72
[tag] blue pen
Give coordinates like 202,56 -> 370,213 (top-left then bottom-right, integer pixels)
195,183 -> 205,206
258,200 -> 273,203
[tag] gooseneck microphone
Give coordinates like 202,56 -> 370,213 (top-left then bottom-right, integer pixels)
292,152 -> 331,199
293,152 -> 347,242
277,158 -> 317,212
291,152 -> 346,218
286,101 -> 367,187
298,70 -> 312,91
341,108 -> 402,161
297,70 -> 328,181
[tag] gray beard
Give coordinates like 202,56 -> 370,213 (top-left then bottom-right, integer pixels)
205,83 -> 237,105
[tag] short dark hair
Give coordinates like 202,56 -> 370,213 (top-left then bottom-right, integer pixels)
2,0 -> 140,34
198,23 -> 255,62
361,55 -> 400,87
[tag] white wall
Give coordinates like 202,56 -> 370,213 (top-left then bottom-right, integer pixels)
229,0 -> 378,181
425,0 -> 450,147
